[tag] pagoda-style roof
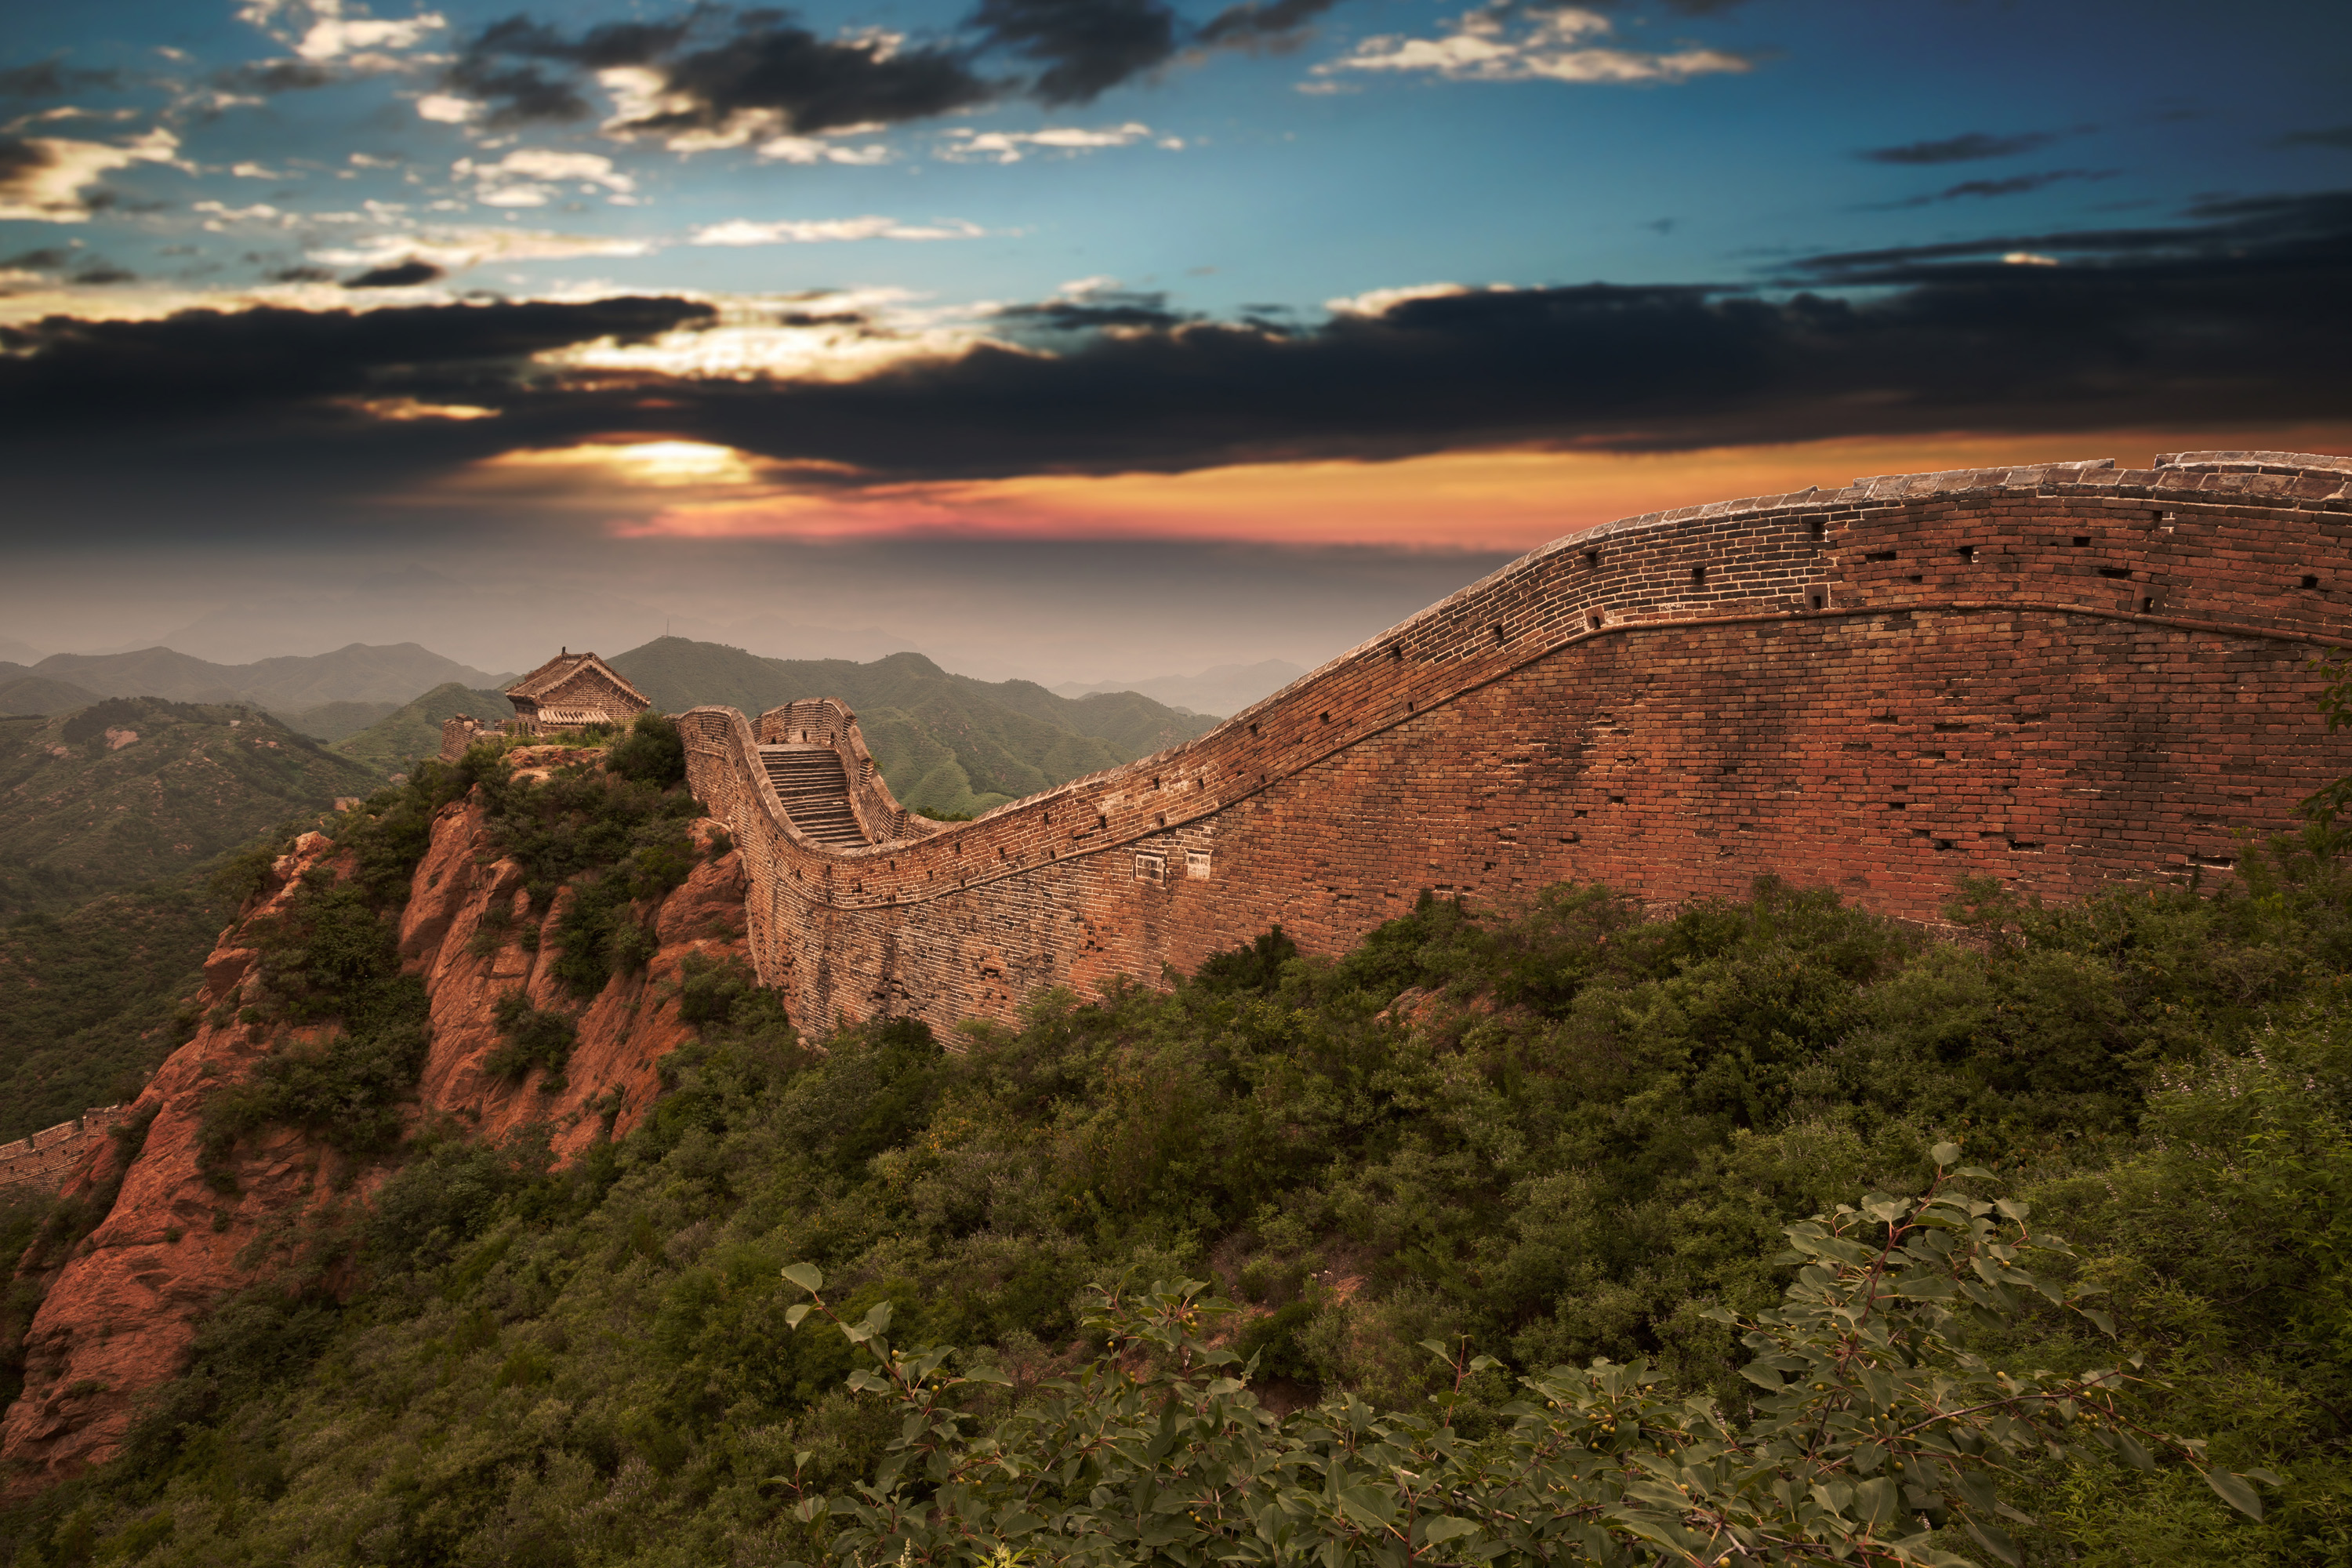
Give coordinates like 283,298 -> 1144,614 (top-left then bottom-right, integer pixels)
505,651 -> 649,708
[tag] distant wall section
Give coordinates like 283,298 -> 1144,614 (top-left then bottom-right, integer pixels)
682,454 -> 2352,1037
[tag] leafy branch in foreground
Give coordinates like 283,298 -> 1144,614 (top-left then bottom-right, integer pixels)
781,1147 -> 2273,1567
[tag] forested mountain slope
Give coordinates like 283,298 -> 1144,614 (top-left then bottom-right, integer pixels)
0,700 -> 378,916
26,643 -> 507,714
610,638 -> 1218,815
330,683 -> 515,775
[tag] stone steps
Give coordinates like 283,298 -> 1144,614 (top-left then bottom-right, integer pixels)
758,746 -> 868,847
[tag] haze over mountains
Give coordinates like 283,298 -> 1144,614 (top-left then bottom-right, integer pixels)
1051,661 -> 1308,718
0,643 -> 511,735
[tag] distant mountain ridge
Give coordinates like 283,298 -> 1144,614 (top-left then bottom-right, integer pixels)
24,643 -> 512,717
608,638 -> 1219,816
1051,659 -> 1308,718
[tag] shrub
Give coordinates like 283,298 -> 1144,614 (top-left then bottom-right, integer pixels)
484,993 -> 577,1088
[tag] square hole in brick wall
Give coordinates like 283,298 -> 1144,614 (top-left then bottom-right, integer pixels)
1185,850 -> 1211,880
1134,853 -> 1165,883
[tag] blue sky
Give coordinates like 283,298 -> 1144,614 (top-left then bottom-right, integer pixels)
2,0 -> 2348,678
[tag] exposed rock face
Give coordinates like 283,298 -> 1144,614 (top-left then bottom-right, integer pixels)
0,795 -> 749,1496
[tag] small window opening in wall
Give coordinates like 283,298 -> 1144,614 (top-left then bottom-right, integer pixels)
1609,794 -> 1625,804
1809,521 -> 1825,542
2303,575 -> 2321,590
1389,644 -> 1404,661
1958,545 -> 1976,562
1865,550 -> 1896,563
1691,564 -> 1708,587
1907,574 -> 1924,583
1185,849 -> 1210,880
1584,549 -> 1601,568
1809,592 -> 1827,611
2072,536 -> 2091,546
1249,722 -> 1259,735
2099,567 -> 2132,579
1492,622 -> 1507,644
1134,853 -> 1164,883
1587,609 -> 1605,630
1319,711 -> 1330,724
2142,596 -> 2157,612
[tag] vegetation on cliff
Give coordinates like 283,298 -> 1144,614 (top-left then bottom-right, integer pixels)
2,841 -> 2346,1563
328,682 -> 515,776
0,700 -> 379,918
608,639 -> 1218,816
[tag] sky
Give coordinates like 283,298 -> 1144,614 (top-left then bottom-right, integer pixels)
1,0 -> 2347,681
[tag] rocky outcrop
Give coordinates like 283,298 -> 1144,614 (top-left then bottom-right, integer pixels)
0,787 -> 750,1496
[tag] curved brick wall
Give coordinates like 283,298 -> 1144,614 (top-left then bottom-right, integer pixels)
681,452 -> 2352,1036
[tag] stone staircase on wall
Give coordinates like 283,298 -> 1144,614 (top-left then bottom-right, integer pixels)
757,746 -> 868,848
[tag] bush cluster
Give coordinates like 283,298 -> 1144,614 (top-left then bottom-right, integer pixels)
2,840 -> 2345,1563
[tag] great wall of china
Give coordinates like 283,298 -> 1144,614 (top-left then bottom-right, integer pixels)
681,451 -> 2352,1038
0,1107 -> 129,1192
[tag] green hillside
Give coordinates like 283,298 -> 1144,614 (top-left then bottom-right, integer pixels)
277,699 -> 401,742
0,876 -> 225,1142
608,638 -> 1218,815
0,698 -> 378,916
331,683 -> 514,775
4,865 -> 2347,1563
0,674 -> 101,716
27,642 -> 505,711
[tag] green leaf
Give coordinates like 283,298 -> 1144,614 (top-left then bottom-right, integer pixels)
782,1262 -> 824,1294
2201,1468 -> 2266,1520
1930,1142 -> 1962,1167
785,1303 -> 811,1330
1962,1517 -> 2022,1566
1421,1516 -> 1480,1544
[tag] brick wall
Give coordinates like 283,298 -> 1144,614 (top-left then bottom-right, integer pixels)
0,1107 -> 128,1193
681,454 -> 2352,1037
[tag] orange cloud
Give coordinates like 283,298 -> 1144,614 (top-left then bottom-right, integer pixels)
603,423 -> 2352,550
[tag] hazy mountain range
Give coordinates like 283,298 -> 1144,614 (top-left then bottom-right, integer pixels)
1050,660 -> 1307,718
0,643 -> 512,735
607,639 -> 1219,816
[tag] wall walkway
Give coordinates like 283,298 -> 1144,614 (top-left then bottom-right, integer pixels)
681,452 -> 2352,1036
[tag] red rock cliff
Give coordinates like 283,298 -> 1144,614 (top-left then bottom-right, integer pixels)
0,779 -> 749,1496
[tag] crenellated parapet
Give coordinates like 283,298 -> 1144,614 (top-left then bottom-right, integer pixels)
684,452 -> 2352,1037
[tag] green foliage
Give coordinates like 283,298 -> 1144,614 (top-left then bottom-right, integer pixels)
777,1157 -> 2268,1567
0,880 -> 226,1142
0,698 -> 379,917
604,711 -> 687,790
485,993 -> 578,1089
9,859 -> 2352,1566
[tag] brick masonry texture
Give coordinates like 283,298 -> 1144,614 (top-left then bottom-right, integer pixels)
0,1108 -> 129,1192
680,455 -> 2352,1038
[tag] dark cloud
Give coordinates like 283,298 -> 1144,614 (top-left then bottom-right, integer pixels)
1196,0 -> 1341,52
0,61 -> 122,97
1,193 -> 2343,521
1,248 -> 72,271
343,260 -> 445,289
970,0 -> 1178,102
268,265 -> 338,284
1872,169 -> 2118,209
69,262 -> 135,285
450,8 -> 990,132
215,60 -> 339,94
0,136 -> 53,191
0,297 -> 713,433
993,289 -> 1194,331
1860,130 -> 2060,165
2276,124 -> 2352,151
449,0 -> 1280,132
